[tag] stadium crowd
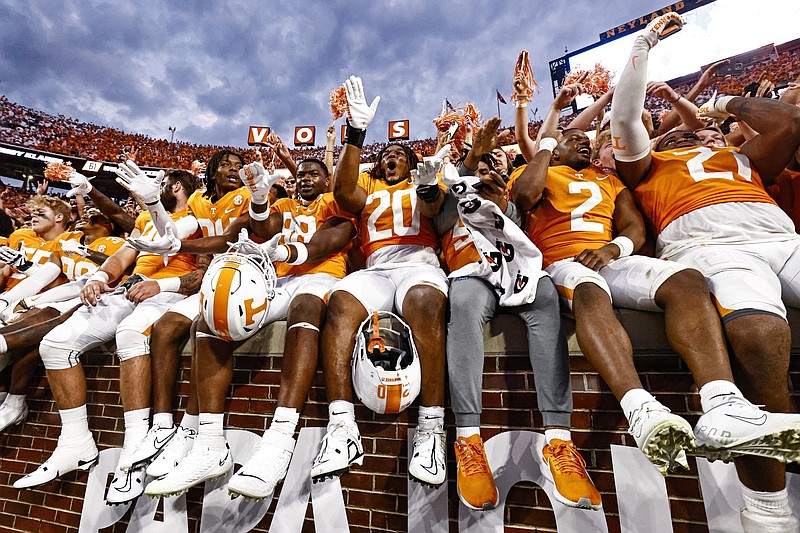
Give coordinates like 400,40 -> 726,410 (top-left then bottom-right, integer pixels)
1,15 -> 800,532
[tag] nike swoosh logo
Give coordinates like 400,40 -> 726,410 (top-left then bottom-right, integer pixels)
224,208 -> 236,214
419,450 -> 438,475
78,456 -> 97,467
726,413 -> 767,425
596,176 -> 609,181
155,433 -> 173,445
331,411 -> 348,416
236,472 -> 266,483
219,450 -> 230,466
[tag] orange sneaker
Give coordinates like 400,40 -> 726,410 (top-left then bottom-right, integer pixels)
454,434 -> 499,511
541,439 -> 602,511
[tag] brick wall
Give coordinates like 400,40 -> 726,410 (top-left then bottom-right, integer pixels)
1,310 -> 799,532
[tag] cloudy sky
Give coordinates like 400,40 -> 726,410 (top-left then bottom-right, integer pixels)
1,0 -> 796,150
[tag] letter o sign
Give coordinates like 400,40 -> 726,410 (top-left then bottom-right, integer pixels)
294,126 -> 315,146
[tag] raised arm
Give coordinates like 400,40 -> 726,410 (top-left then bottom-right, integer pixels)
657,59 -> 730,134
513,73 -> 537,162
324,124 -> 336,184
266,133 -> 298,178
67,172 -> 136,233
566,86 -> 614,132
535,81 -> 584,148
648,81 -> 705,135
509,137 -> 555,214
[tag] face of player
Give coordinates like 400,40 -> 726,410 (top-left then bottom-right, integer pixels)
30,206 -> 58,235
75,212 -> 111,240
555,129 -> 592,170
593,139 -> 616,170
695,128 -> 726,148
490,148 -> 509,175
295,162 -> 328,201
380,145 -> 409,183
215,154 -> 244,196
656,130 -> 702,152
160,177 -> 179,212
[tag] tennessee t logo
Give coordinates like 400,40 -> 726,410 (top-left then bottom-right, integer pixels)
612,136 -> 627,151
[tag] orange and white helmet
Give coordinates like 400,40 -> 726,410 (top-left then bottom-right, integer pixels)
351,311 -> 421,414
200,235 -> 276,342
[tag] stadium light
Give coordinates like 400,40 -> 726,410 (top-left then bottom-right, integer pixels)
168,126 -> 176,143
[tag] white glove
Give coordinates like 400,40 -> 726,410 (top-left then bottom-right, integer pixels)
114,161 -> 165,204
239,161 -> 281,205
344,76 -> 380,129
0,244 -> 32,270
260,233 -> 288,262
60,239 -> 90,257
411,145 -> 451,187
696,91 -> 734,123
126,224 -> 181,255
66,172 -> 93,198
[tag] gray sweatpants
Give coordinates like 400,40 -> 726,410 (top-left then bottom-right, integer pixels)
446,275 -> 572,428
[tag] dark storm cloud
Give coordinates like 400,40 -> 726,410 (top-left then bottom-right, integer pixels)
0,0 -> 671,148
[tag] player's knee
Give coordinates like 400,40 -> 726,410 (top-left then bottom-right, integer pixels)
151,312 -> 191,345
573,281 -> 611,310
39,340 -> 78,370
115,327 -> 150,362
658,268 -> 708,301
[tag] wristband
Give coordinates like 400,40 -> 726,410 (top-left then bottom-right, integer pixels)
343,122 -> 367,149
715,95 -> 736,114
416,184 -> 441,203
249,202 -> 271,221
89,270 -> 110,284
609,236 -> 634,258
515,100 -> 528,109
156,277 -> 181,293
668,94 -> 682,104
538,137 -> 558,153
286,243 -> 309,265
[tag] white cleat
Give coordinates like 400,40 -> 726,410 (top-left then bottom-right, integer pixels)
627,401 -> 695,475
741,507 -> 800,533
0,399 -> 28,433
408,424 -> 447,487
642,12 -> 684,48
228,429 -> 295,500
146,425 -> 196,479
120,424 -> 177,471
13,435 -> 99,489
695,395 -> 800,464
310,421 -> 364,482
106,460 -> 145,505
144,434 -> 232,497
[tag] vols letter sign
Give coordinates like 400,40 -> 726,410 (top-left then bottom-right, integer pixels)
389,120 -> 410,141
247,126 -> 271,146
294,126 -> 316,146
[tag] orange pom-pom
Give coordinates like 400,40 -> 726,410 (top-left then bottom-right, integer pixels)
329,86 -> 348,121
512,50 -> 539,102
432,102 -> 483,153
563,64 -> 613,99
43,161 -> 75,182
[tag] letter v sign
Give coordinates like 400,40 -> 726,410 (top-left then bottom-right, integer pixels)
248,126 -> 271,146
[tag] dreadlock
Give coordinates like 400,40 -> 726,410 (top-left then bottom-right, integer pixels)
203,149 -> 245,199
369,144 -> 419,182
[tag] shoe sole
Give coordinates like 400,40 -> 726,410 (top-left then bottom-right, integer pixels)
640,422 -> 695,475
409,474 -> 446,489
698,428 -> 800,463
311,454 -> 364,484
456,486 -> 498,511
552,489 -> 602,511
145,468 -> 232,498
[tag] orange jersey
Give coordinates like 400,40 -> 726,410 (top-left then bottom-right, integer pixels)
188,187 -> 251,237
356,173 -> 439,258
52,232 -> 127,280
132,210 -> 198,279
270,193 -> 353,278
524,165 -> 625,267
5,228 -> 59,290
637,146 -> 775,234
440,217 -> 483,273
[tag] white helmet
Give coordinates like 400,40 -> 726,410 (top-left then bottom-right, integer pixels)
351,311 -> 421,414
200,234 -> 277,342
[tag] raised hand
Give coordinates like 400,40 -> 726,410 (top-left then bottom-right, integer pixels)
239,161 -> 281,205
114,161 -> 164,204
66,172 -> 93,198
344,76 -> 380,129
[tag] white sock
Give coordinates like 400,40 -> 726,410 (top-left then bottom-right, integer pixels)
123,407 -> 150,450
418,405 -> 445,430
269,407 -> 299,437
619,388 -> 659,422
741,485 -> 791,515
198,412 -> 224,437
3,393 -> 26,408
329,401 -> 355,426
545,428 -> 572,443
180,413 -> 199,431
152,412 -> 174,429
456,426 -> 480,440
59,404 -> 92,441
0,334 -> 7,354
699,380 -> 743,412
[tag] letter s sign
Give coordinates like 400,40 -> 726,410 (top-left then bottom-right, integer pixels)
389,120 -> 409,141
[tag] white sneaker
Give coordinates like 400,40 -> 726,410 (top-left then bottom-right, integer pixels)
408,424 -> 446,487
13,434 -> 99,489
146,425 -> 196,479
695,395 -> 800,463
741,507 -> 800,533
228,429 -> 295,500
642,12 -> 684,48
106,455 -> 145,505
144,434 -> 232,497
119,424 -> 177,471
310,422 -> 363,482
626,401 -> 695,475
0,398 -> 28,432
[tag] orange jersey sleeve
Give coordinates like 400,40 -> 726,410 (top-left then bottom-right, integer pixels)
270,193 -> 353,278
356,173 -> 438,258
5,229 -> 59,290
62,235 -> 126,280
637,146 -> 775,234
188,187 -> 251,237
526,165 -> 625,267
132,210 -> 198,279
439,216 -> 483,274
